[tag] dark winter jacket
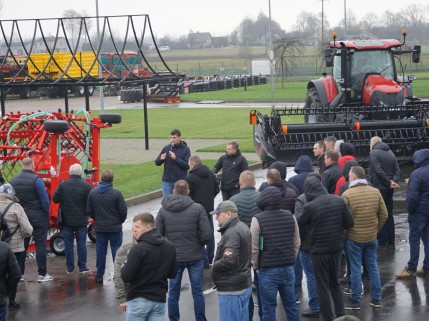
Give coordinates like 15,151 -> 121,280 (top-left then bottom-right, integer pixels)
259,161 -> 299,194
230,186 -> 260,227
298,176 -> 354,254
156,194 -> 212,262
294,194 -> 310,251
10,170 -> 50,228
322,162 -> 342,194
253,187 -> 299,268
87,183 -> 127,232
406,149 -> 429,216
212,216 -> 252,292
317,154 -> 326,175
121,228 -> 177,303
289,155 -> 314,195
335,159 -> 359,196
0,241 -> 21,307
186,164 -> 219,215
155,140 -> 191,183
213,150 -> 248,192
52,175 -> 91,227
368,142 -> 401,189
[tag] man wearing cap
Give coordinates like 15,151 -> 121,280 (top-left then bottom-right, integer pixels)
0,183 -> 32,310
211,201 -> 252,321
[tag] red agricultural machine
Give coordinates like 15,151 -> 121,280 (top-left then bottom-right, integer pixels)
250,30 -> 428,167
0,110 -> 121,255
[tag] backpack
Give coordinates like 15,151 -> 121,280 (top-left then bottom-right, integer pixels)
0,202 -> 17,243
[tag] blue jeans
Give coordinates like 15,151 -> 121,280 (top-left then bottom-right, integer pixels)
168,259 -> 207,321
218,286 -> 252,321
162,182 -> 175,197
258,265 -> 299,321
126,297 -> 166,321
204,215 -> 215,265
347,239 -> 381,302
407,213 -> 429,271
96,231 -> 123,276
300,250 -> 320,312
24,226 -> 48,276
0,303 -> 6,321
293,250 -> 303,302
63,226 -> 88,272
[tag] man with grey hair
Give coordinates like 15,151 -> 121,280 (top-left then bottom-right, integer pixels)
87,169 -> 128,284
53,163 -> 92,275
10,157 -> 52,283
368,136 -> 400,248
213,141 -> 249,200
324,136 -> 337,151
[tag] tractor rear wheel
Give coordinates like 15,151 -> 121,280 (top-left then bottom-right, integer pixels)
100,114 -> 122,124
305,87 -> 330,123
50,232 -> 65,256
44,120 -> 69,133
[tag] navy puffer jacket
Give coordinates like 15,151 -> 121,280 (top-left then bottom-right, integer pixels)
407,149 -> 429,215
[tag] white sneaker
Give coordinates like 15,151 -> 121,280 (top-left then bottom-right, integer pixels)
38,274 -> 54,283
19,275 -> 24,282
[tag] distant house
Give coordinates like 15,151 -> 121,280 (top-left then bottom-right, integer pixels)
211,36 -> 230,48
187,32 -> 212,49
0,37 -> 70,55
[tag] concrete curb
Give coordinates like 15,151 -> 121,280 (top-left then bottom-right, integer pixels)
124,162 -> 263,207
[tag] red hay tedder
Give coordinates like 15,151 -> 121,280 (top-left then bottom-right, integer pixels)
0,110 -> 121,255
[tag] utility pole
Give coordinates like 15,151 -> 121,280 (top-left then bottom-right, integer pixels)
95,0 -> 104,112
321,0 -> 324,45
268,0 -> 274,98
344,0 -> 347,37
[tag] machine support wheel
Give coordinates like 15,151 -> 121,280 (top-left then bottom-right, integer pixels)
50,232 -> 65,256
43,120 -> 69,133
99,114 -> 122,124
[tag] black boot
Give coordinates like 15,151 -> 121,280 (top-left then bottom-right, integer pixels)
9,300 -> 21,311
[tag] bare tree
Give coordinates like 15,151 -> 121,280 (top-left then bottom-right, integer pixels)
294,11 -> 321,38
62,9 -> 92,51
400,4 -> 427,42
360,12 -> 379,33
273,38 -> 304,88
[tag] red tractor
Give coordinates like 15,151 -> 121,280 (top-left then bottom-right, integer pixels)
250,31 -> 428,167
0,110 -> 121,255
305,30 -> 421,123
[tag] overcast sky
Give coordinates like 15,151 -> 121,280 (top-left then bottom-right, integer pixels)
0,0 -> 426,38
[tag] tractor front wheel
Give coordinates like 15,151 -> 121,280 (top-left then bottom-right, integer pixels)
50,232 -> 65,256
305,87 -> 331,123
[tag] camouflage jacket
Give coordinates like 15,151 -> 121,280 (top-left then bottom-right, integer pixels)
113,239 -> 137,303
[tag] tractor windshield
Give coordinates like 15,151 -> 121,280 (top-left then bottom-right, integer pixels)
351,50 -> 395,80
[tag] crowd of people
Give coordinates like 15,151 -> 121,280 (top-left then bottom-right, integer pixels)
1,128 -> 429,321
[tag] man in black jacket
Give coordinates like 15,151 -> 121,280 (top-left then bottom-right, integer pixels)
322,149 -> 342,194
87,169 -> 127,284
155,129 -> 191,197
213,141 -> 248,200
156,180 -> 212,321
186,155 -> 220,267
0,241 -> 21,319
250,187 -> 301,321
298,176 -> 354,321
211,201 -> 252,321
10,157 -> 52,283
53,163 -> 91,275
121,213 -> 177,321
258,161 -> 299,194
368,136 -> 400,248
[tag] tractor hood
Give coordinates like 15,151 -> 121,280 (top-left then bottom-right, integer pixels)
362,74 -> 405,106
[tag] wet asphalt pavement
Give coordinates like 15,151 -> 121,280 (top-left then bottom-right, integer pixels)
6,167 -> 429,321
